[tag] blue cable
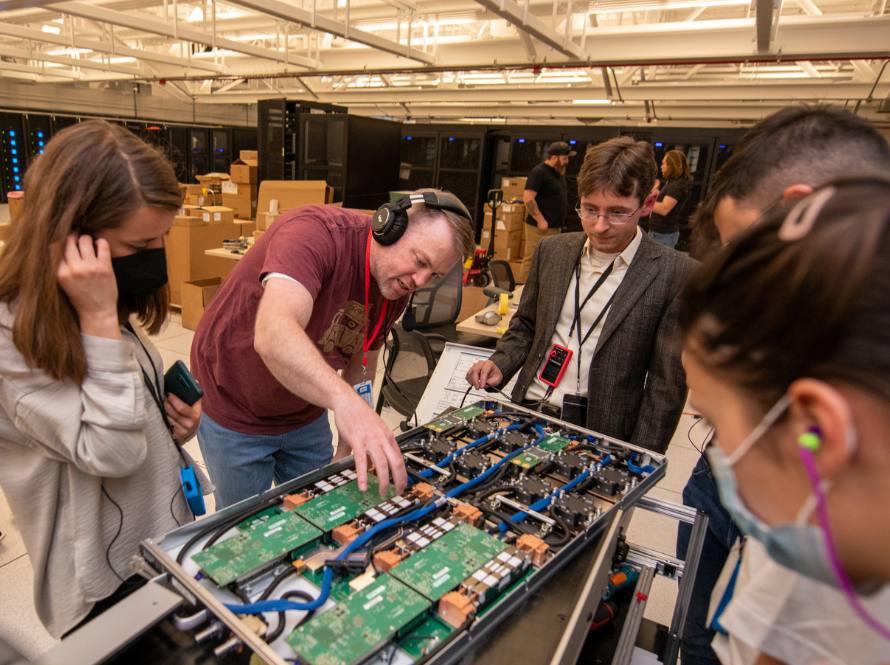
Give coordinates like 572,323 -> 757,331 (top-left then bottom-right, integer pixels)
226,420 -> 546,615
419,421 -> 523,479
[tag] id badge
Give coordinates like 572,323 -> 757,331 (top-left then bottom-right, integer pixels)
354,379 -> 374,408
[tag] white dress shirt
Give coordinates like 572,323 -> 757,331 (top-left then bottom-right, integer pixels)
525,227 -> 642,407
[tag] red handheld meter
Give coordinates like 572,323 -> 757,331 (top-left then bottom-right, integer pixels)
539,344 -> 573,388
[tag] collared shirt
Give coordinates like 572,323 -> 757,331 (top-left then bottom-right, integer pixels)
525,227 -> 642,407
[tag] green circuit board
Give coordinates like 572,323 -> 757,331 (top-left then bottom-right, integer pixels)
191,508 -> 322,586
426,405 -> 486,433
294,477 -> 394,532
389,522 -> 507,601
287,573 -> 430,665
512,433 -> 573,469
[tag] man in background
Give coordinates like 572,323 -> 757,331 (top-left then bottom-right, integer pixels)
520,141 -> 575,278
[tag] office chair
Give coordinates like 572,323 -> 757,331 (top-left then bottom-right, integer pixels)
375,324 -> 440,430
488,260 -> 516,292
404,263 -> 495,355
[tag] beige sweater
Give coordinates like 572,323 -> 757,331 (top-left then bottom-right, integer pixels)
0,305 -> 193,637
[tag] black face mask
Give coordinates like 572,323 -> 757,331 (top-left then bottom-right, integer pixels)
111,247 -> 168,298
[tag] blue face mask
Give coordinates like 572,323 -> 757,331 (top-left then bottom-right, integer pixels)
706,395 -> 836,586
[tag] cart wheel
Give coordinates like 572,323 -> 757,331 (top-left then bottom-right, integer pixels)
471,274 -> 490,288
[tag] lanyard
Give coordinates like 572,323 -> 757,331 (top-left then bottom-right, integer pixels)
124,323 -> 187,465
571,258 -> 619,392
362,227 -> 388,374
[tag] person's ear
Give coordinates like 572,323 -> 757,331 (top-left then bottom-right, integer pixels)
787,378 -> 856,479
782,184 -> 814,202
640,189 -> 658,216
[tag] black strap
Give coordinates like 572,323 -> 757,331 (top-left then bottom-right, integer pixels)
124,323 -> 187,466
571,258 -> 621,390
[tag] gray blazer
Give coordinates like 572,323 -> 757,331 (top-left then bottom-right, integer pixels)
490,232 -> 698,454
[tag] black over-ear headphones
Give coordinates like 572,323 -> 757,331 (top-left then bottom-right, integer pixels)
372,190 -> 471,246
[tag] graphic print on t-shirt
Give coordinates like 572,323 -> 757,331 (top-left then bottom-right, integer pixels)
319,300 -> 365,354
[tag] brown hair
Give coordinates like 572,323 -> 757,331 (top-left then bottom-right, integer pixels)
681,178 -> 890,409
408,188 -> 475,260
690,105 -> 890,259
578,136 -> 656,205
0,120 -> 182,383
663,149 -> 691,180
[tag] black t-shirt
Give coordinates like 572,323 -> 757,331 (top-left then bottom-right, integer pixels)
649,178 -> 692,233
524,162 -> 567,229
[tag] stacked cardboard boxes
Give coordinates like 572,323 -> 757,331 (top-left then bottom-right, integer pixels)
480,202 -> 527,262
165,214 -> 241,307
254,180 -> 334,232
500,176 -> 527,203
222,150 -> 259,219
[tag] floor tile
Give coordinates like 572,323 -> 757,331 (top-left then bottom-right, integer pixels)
0,491 -> 25,567
153,331 -> 195,356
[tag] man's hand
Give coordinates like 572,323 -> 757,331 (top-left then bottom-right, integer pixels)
536,218 -> 549,231
165,394 -> 202,443
466,360 -> 503,390
331,391 -> 407,496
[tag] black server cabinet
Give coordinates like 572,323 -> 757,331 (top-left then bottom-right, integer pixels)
51,115 -> 79,135
232,126 -> 258,158
168,127 -> 189,182
211,129 -> 231,172
258,99 -> 288,181
0,113 -> 26,202
25,114 -> 51,162
343,116 -> 400,210
299,113 -> 399,209
188,128 -> 210,181
399,133 -> 437,190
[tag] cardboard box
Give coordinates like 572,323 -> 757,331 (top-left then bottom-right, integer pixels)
180,183 -> 202,198
480,226 -> 523,261
229,159 -> 258,185
256,181 -> 333,230
7,191 -> 23,223
500,176 -> 527,203
181,278 -> 222,331
200,206 -> 235,224
483,202 -> 526,234
196,172 -> 230,186
239,150 -> 258,164
165,220 -> 241,305
254,229 -> 265,242
222,183 -> 258,219
174,214 -> 203,227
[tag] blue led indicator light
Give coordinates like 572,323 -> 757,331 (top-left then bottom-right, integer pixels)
655,141 -> 664,148
448,136 -> 455,142
37,131 -> 43,138
9,130 -> 15,137
719,144 -> 727,150
13,176 -> 20,182
405,135 -> 413,141
11,149 -> 16,155
568,139 -> 577,145
10,140 -> 15,147
517,138 -> 526,144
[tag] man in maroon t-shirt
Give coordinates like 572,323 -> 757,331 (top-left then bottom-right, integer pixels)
191,193 -> 474,508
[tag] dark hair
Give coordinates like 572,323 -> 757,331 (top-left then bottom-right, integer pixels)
663,149 -> 691,180
681,178 -> 890,409
578,136 -> 656,205
691,105 -> 890,257
0,120 -> 181,383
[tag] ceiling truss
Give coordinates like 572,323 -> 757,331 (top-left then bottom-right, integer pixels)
0,0 -> 886,126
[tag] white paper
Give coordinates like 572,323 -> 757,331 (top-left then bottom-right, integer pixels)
415,342 -> 518,424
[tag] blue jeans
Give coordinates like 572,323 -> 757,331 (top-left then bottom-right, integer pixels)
197,411 -> 334,509
650,230 -> 680,249
676,453 -> 741,665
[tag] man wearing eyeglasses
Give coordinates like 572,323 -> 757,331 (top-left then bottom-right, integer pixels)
468,136 -> 696,455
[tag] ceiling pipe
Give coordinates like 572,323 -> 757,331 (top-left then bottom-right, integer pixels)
134,52 -> 890,83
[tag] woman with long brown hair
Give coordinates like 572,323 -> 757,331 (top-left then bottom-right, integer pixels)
0,120 -> 202,638
650,149 -> 694,249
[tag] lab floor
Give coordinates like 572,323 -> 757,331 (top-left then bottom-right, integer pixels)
0,311 -> 706,659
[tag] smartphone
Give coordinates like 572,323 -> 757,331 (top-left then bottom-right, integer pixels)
164,360 -> 203,406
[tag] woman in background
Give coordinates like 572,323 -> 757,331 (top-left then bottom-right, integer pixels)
650,149 -> 693,249
681,178 -> 890,664
0,120 -> 202,638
